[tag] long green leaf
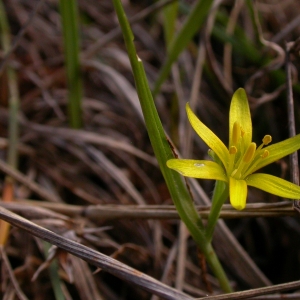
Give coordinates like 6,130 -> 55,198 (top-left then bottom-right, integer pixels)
59,0 -> 82,128
162,0 -> 178,46
153,0 -> 214,97
112,0 -> 232,292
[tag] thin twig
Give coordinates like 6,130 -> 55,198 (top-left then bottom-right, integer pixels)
0,159 -> 61,203
0,201 -> 296,220
197,280 -> 300,299
0,246 -> 29,300
0,0 -> 45,76
82,0 -> 176,59
285,41 -> 300,212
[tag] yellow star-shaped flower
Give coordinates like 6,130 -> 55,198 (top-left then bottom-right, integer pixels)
167,88 -> 300,210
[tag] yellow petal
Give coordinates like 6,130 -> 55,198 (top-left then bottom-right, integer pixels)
186,103 -> 229,169
167,159 -> 227,182
229,177 -> 247,210
229,88 -> 252,149
246,173 -> 300,199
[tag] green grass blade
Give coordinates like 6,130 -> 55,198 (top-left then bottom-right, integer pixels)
43,242 -> 65,300
162,0 -> 178,46
0,0 -> 19,170
112,0 -> 232,292
0,0 -> 20,246
153,0 -> 214,97
59,0 -> 83,128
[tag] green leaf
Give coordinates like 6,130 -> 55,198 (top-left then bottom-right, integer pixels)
251,134 -> 300,172
152,0 -> 214,97
59,0 -> 82,128
167,159 -> 228,182
229,177 -> 247,210
112,0 -> 232,292
246,173 -> 300,199
186,103 -> 230,169
112,0 -> 205,245
162,0 -> 178,46
229,88 -> 252,149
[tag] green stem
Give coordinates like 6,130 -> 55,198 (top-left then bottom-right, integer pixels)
175,189 -> 232,292
206,181 -> 229,243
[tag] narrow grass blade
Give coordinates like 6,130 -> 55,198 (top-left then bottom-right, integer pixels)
43,242 -> 65,300
153,0 -> 214,97
0,0 -> 20,245
59,0 -> 83,128
162,0 -> 178,46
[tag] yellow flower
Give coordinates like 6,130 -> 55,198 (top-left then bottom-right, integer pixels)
167,88 -> 300,210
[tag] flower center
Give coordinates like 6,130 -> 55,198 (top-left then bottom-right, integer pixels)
228,121 -> 271,179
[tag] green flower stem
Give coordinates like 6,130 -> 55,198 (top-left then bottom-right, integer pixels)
206,181 -> 229,243
112,0 -> 232,293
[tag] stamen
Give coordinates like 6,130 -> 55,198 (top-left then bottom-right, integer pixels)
262,135 -> 272,145
257,135 -> 272,152
243,149 -> 270,178
229,146 -> 237,154
239,127 -> 246,154
230,143 -> 256,179
243,142 -> 256,163
261,150 -> 269,158
232,122 -> 240,145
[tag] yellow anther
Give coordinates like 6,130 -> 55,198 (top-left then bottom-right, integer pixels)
232,122 -> 241,145
243,142 -> 256,163
262,135 -> 272,145
229,146 -> 237,154
261,150 -> 269,158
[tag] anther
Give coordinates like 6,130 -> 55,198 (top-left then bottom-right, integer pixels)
261,150 -> 269,158
232,122 -> 241,145
262,135 -> 272,145
243,142 -> 256,163
229,146 -> 237,154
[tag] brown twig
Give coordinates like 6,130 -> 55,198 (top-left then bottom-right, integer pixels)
0,0 -> 45,76
0,246 -> 28,300
0,206 -> 194,300
197,280 -> 300,299
285,41 -> 300,212
82,0 -> 176,59
0,201 -> 296,220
